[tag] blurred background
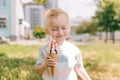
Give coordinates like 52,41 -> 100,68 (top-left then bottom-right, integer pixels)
0,0 -> 120,80
0,0 -> 120,43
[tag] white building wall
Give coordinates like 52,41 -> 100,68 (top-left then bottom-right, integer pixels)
11,0 -> 17,37
16,0 -> 24,38
11,0 -> 25,40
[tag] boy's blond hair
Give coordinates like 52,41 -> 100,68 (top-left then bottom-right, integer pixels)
44,8 -> 69,27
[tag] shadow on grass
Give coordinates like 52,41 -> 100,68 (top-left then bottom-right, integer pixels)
0,56 -> 43,80
0,52 -> 7,57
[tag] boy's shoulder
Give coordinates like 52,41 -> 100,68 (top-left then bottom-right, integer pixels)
40,42 -> 49,51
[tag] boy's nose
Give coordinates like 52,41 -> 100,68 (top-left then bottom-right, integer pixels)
57,29 -> 63,34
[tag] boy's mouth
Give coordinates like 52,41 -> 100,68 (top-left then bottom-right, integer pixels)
57,35 -> 64,38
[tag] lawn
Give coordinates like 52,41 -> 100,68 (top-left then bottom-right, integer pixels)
78,43 -> 120,80
0,43 -> 120,80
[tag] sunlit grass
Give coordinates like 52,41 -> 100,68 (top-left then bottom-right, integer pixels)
78,43 -> 120,80
0,57 -> 43,80
0,44 -> 40,58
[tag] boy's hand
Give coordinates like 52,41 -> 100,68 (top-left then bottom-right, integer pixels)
45,55 -> 56,67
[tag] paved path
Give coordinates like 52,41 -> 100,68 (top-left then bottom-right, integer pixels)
9,40 -> 84,46
10,40 -> 47,45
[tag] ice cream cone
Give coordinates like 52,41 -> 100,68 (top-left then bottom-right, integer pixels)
48,40 -> 58,78
48,53 -> 58,78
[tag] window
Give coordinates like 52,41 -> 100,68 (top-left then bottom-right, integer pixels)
30,8 -> 40,29
19,19 -> 23,24
0,0 -> 6,7
0,18 -> 7,28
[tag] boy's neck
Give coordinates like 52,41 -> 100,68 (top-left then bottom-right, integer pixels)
56,40 -> 66,46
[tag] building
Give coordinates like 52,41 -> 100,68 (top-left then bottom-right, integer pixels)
0,0 -> 29,40
0,0 -> 58,41
24,3 -> 44,29
24,0 -> 58,30
23,0 -> 58,39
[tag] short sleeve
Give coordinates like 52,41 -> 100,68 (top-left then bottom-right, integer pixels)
35,48 -> 45,66
75,50 -> 83,67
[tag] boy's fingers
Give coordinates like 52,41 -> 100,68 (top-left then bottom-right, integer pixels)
46,56 -> 51,59
45,59 -> 56,66
46,56 -> 55,62
45,55 -> 57,67
48,62 -> 56,66
47,59 -> 55,62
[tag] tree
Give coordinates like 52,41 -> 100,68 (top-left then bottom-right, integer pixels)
75,20 -> 97,35
94,0 -> 120,43
33,25 -> 46,40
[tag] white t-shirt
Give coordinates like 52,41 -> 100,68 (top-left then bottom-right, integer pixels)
36,41 -> 83,80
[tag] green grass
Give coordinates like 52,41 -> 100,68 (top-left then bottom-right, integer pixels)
0,43 -> 120,80
78,43 -> 120,80
0,44 -> 40,58
0,44 -> 42,80
0,57 -> 43,80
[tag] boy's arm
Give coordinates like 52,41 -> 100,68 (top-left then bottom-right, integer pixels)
74,66 -> 92,80
35,63 -> 48,74
35,48 -> 48,74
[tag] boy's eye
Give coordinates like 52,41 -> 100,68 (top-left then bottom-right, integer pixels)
62,27 -> 66,30
51,28 -> 57,31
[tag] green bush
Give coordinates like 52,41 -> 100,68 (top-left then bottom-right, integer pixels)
33,25 -> 46,39
34,0 -> 48,4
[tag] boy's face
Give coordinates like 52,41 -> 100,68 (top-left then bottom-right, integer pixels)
46,14 -> 70,43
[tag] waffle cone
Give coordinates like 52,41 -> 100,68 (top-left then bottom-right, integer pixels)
48,53 -> 58,78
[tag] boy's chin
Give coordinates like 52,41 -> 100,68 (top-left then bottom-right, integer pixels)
57,40 -> 65,43
53,37 -> 66,42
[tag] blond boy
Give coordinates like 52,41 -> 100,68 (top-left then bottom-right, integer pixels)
35,8 -> 91,80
